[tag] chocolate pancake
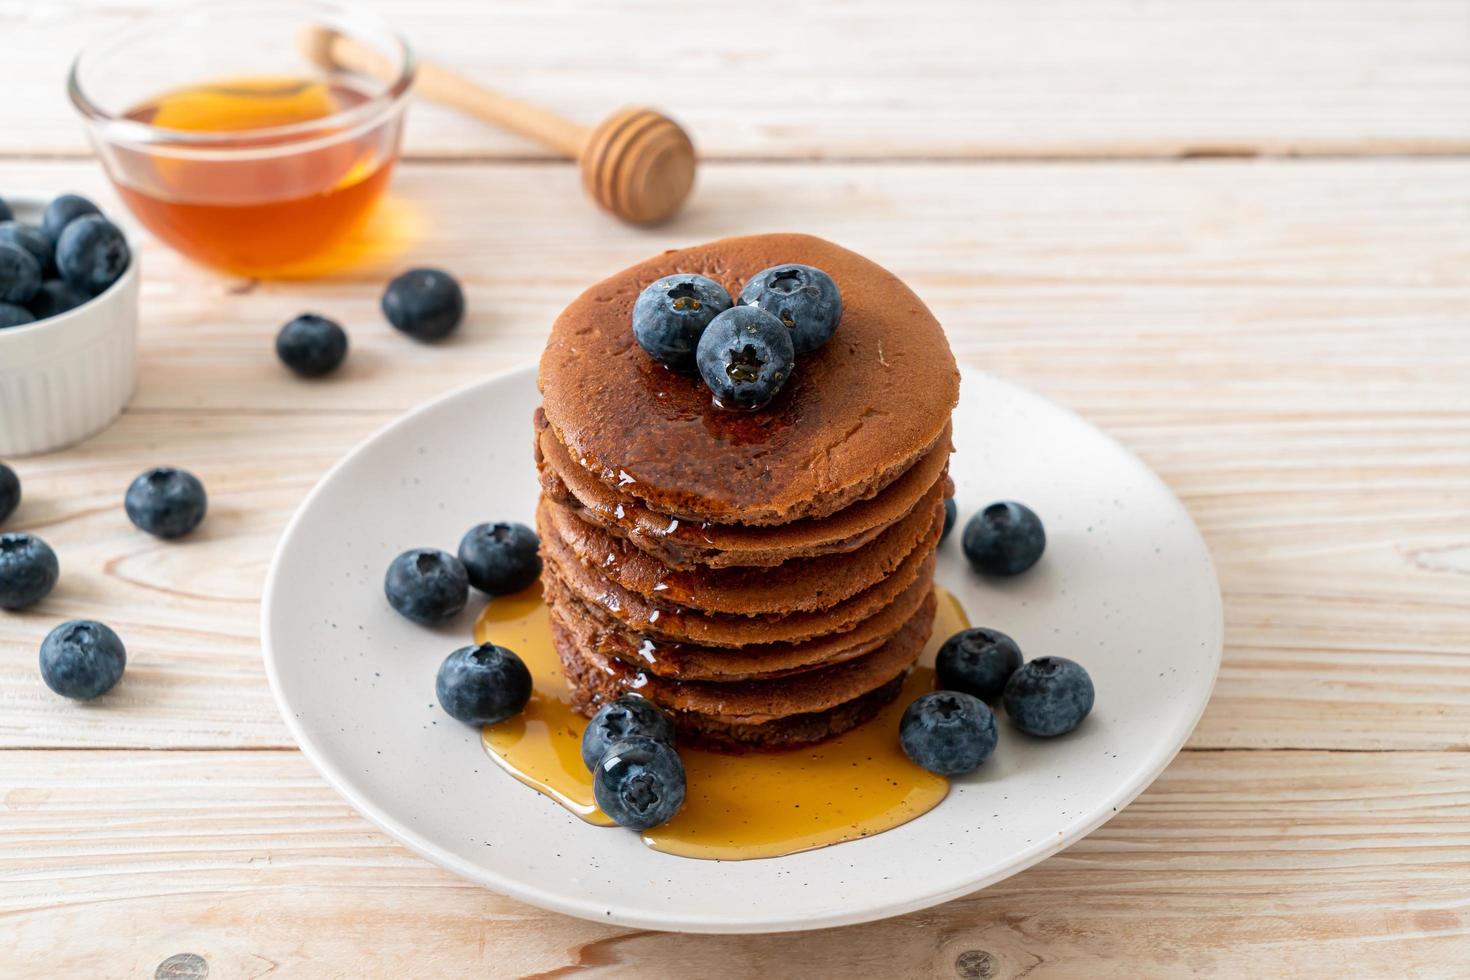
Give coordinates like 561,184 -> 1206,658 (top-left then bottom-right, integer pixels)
539,485 -> 943,615
553,591 -> 934,749
537,411 -> 953,569
543,559 -> 935,681
538,504 -> 941,648
538,233 -> 960,526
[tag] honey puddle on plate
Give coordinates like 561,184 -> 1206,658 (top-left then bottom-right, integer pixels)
476,584 -> 967,860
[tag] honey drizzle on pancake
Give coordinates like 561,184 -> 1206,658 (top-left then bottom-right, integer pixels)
477,584 -> 967,860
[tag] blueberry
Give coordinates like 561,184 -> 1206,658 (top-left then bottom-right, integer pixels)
632,273 -> 732,372
898,691 -> 997,776
738,263 -> 842,355
0,195 -> 11,223
125,467 -> 207,539
0,463 -> 17,525
384,548 -> 468,625
0,301 -> 34,328
56,215 -> 130,297
1004,657 -> 1095,737
26,279 -> 87,320
962,500 -> 1045,576
936,627 -> 1022,702
0,222 -> 54,275
695,305 -> 795,411
592,735 -> 686,831
941,498 -> 957,542
581,695 -> 675,772
40,620 -> 125,700
435,643 -> 532,725
276,313 -> 348,377
0,241 -> 40,305
0,532 -> 59,610
42,194 -> 100,244
382,268 -> 464,341
458,521 -> 541,596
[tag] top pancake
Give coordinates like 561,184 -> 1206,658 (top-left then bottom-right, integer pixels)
539,233 -> 960,526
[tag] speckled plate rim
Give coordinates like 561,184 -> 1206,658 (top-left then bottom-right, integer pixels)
262,364 -> 1223,934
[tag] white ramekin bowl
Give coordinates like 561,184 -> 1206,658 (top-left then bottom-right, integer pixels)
0,196 -> 139,456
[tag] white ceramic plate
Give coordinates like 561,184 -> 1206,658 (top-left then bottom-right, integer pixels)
262,365 -> 1221,934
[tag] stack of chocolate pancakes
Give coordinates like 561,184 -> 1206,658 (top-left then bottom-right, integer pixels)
536,233 -> 959,750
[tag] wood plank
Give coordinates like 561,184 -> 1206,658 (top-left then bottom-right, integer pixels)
2,749 -> 1468,976
8,0 -> 1470,160
0,157 -> 1465,751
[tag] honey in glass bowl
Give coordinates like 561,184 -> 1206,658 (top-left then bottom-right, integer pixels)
69,2 -> 414,278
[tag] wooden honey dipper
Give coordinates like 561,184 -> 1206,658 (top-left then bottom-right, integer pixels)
301,28 -> 696,225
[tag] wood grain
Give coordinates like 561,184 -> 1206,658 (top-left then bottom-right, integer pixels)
3,749 -> 1468,977
9,0 -> 1470,160
0,157 -> 1464,752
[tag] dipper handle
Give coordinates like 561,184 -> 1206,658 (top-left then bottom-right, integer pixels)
302,28 -> 695,224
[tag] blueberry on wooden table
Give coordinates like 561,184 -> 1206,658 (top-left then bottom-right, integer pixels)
738,263 -> 842,355
632,273 -> 732,372
962,500 -> 1046,576
0,241 -> 40,305
0,222 -> 54,275
276,313 -> 349,377
435,643 -> 532,725
384,548 -> 468,625
581,695 -> 676,772
0,532 -> 59,610
0,301 -> 33,328
125,467 -> 207,539
0,463 -> 18,526
899,690 -> 998,776
56,215 -> 130,297
382,268 -> 464,341
936,627 -> 1023,702
41,193 -> 100,244
1003,657 -> 1094,737
458,521 -> 541,596
695,305 -> 796,411
40,619 -> 126,700
593,735 -> 687,831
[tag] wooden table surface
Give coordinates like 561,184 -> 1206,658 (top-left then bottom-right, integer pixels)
3,1 -> 1469,976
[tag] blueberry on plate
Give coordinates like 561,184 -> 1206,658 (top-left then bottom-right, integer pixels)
382,268 -> 464,341
899,690 -> 998,776
1004,657 -> 1094,737
941,498 -> 957,542
0,241 -> 41,305
936,627 -> 1023,702
0,195 -> 11,223
40,619 -> 125,700
0,222 -> 54,275
125,467 -> 207,539
435,643 -> 532,725
695,305 -> 795,411
0,532 -> 59,610
27,279 -> 87,320
581,695 -> 675,771
384,548 -> 468,625
276,313 -> 349,377
57,216 -> 130,297
962,500 -> 1045,576
42,193 -> 100,244
632,273 -> 732,372
738,263 -> 842,355
0,463 -> 18,525
458,521 -> 541,596
593,735 -> 686,831
0,301 -> 34,328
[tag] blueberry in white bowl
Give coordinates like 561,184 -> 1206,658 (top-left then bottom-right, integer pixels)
41,193 -> 100,244
0,221 -> 53,275
0,241 -> 40,306
384,548 -> 468,625
56,215 -> 131,297
436,643 -> 532,726
40,619 -> 125,701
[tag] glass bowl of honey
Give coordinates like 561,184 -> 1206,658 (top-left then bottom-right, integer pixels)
68,0 -> 414,278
